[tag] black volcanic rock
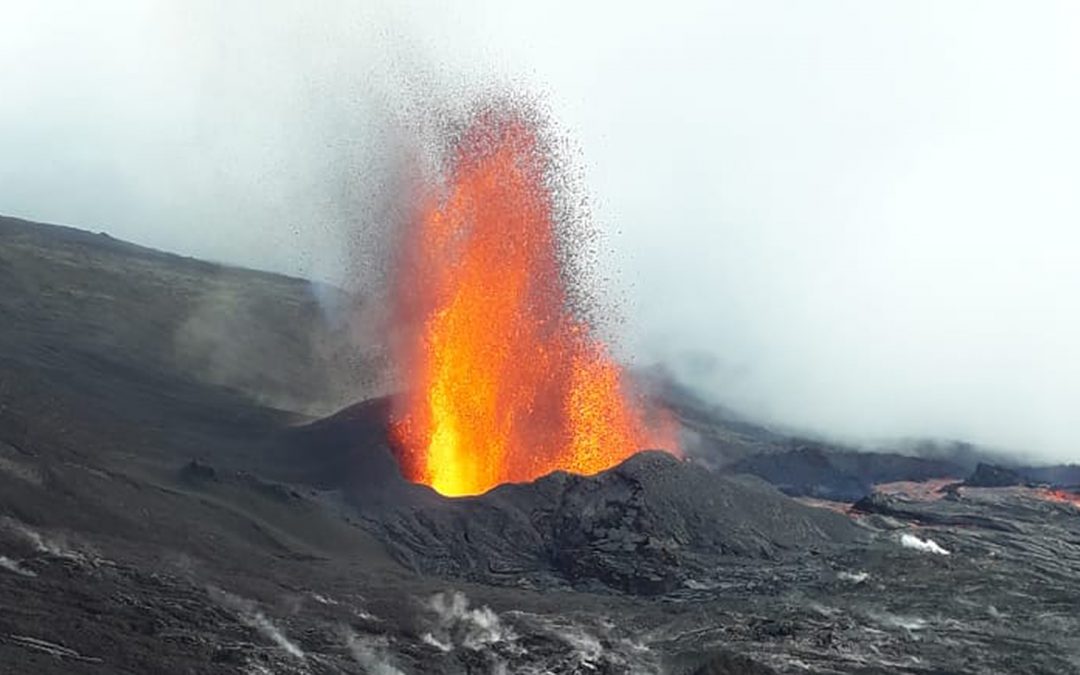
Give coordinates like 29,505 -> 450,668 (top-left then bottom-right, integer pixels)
0,215 -> 384,419
10,217 -> 1080,673
273,396 -> 409,502
851,491 -> 1025,533
284,402 -> 868,594
964,462 -> 1026,488
827,450 -> 965,485
689,650 -> 778,675
730,445 -> 964,501
179,459 -> 217,483
1016,463 -> 1080,489
731,446 -> 870,501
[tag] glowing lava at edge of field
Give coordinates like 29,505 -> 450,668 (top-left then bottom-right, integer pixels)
389,107 -> 678,497
1036,488 -> 1080,509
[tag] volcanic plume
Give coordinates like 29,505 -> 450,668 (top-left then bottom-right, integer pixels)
389,106 -> 676,497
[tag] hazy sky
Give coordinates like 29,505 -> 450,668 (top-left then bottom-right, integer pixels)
2,2 -> 1078,461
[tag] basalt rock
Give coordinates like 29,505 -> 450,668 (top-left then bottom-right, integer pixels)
964,462 -> 1026,488
730,445 -> 965,501
688,650 -> 778,675
6,217 -> 1080,672
285,404 -> 868,594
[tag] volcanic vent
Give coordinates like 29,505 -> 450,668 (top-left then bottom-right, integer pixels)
388,106 -> 676,497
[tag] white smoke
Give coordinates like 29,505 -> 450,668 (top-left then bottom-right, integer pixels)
0,452 -> 43,486
208,587 -> 305,660
0,517 -> 86,562
899,532 -> 950,555
0,555 -> 36,577
510,612 -> 660,674
423,591 -> 519,653
343,630 -> 405,675
838,570 -> 870,584
419,593 -> 659,674
309,592 -> 338,606
246,611 -> 305,660
539,620 -> 604,664
870,611 -> 930,632
420,632 -> 452,653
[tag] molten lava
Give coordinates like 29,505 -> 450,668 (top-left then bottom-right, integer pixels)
390,109 -> 676,497
1036,488 -> 1080,509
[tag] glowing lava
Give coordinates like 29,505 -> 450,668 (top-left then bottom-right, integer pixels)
390,108 -> 676,497
1036,488 -> 1080,509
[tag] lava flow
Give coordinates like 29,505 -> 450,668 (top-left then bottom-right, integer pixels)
1036,488 -> 1080,509
389,108 -> 676,497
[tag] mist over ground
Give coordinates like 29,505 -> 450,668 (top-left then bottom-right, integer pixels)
2,2 -> 1078,462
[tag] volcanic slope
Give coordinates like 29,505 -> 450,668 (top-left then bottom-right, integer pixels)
2,216 -> 1080,673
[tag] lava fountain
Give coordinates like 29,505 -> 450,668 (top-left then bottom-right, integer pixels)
389,107 -> 677,497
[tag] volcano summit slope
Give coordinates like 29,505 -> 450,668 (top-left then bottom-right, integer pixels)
2,216 -> 1080,673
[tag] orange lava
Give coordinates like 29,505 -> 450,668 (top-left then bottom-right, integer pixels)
390,109 -> 676,497
1036,488 -> 1080,509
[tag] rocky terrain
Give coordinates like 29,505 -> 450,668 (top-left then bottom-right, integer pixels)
2,215 -> 1080,673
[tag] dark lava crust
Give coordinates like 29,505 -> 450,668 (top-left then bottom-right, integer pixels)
276,400 -> 863,595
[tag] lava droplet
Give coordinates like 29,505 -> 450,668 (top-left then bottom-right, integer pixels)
389,106 -> 677,497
